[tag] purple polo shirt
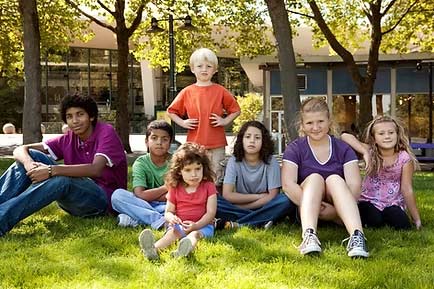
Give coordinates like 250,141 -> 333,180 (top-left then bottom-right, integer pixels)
282,135 -> 358,184
43,122 -> 127,209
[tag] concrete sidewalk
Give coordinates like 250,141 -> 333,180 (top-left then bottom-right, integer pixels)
0,134 -> 236,157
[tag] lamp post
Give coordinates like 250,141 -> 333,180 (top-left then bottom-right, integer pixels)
148,14 -> 194,147
148,14 -> 195,105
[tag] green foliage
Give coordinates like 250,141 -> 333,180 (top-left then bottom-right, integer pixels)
0,0 -> 92,84
0,159 -> 434,288
132,0 -> 275,73
232,93 -> 263,133
295,0 -> 434,54
0,84 -> 24,129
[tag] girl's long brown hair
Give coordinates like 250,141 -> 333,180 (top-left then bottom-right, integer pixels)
165,142 -> 216,188
363,115 -> 419,176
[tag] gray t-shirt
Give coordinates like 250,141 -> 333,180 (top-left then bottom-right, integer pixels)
223,155 -> 281,194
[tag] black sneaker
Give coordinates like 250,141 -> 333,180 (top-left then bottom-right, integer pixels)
299,228 -> 322,255
344,229 -> 369,258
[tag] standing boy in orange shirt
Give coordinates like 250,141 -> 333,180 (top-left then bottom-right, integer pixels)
167,48 -> 240,183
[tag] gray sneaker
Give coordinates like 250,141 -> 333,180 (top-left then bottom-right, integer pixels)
171,238 -> 193,258
117,214 -> 139,227
344,229 -> 369,258
138,229 -> 159,260
299,228 -> 322,255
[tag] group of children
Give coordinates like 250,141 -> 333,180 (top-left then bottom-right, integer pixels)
0,48 -> 422,262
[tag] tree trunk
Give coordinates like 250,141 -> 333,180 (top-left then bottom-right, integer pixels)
357,80 -> 374,133
18,0 -> 42,144
116,32 -> 132,153
265,0 -> 300,141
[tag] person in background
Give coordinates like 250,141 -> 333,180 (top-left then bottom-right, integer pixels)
2,123 -> 16,134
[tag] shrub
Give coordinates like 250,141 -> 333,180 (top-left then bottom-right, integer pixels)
232,93 -> 263,133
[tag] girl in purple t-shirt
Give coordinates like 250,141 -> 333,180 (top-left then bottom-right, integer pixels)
282,97 -> 368,258
342,115 -> 421,230
138,142 -> 217,260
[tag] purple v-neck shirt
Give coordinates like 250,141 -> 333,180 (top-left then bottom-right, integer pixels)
44,122 -> 127,205
282,135 -> 358,184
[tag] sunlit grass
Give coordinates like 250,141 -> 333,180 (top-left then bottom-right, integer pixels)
1,158 -> 433,288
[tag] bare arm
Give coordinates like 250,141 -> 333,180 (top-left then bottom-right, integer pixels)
401,162 -> 421,229
237,188 -> 279,210
210,111 -> 241,127
166,112 -> 198,130
13,143 -> 47,172
133,185 -> 167,202
164,201 -> 182,225
190,194 -> 217,229
343,161 -> 362,200
341,133 -> 370,167
281,161 -> 302,206
222,183 -> 264,205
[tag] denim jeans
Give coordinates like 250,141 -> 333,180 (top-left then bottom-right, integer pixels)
216,193 -> 294,227
0,149 -> 108,236
111,188 -> 166,225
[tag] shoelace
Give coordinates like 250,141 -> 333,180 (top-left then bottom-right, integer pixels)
342,233 -> 366,250
300,231 -> 321,249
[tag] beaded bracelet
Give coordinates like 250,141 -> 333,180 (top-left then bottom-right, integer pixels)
48,165 -> 52,178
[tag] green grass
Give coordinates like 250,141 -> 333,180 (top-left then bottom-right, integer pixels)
0,158 -> 434,288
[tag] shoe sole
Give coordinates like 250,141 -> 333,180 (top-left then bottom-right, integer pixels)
348,248 -> 369,258
172,238 -> 193,257
300,243 -> 322,255
138,229 -> 159,260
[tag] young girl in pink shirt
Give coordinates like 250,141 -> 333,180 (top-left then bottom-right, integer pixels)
139,142 -> 217,260
342,115 -> 421,230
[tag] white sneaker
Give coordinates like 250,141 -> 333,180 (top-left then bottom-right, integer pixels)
299,228 -> 322,255
343,229 -> 369,258
117,214 -> 139,227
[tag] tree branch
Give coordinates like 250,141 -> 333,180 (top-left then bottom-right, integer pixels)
97,0 -> 115,18
64,0 -> 115,32
126,2 -> 145,37
382,0 -> 420,35
287,9 -> 314,19
307,0 -> 361,82
381,0 -> 398,16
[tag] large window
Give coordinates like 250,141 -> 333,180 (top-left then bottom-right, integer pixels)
396,94 -> 432,141
41,47 -> 142,118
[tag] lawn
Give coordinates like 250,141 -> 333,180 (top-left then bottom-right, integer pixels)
0,158 -> 433,289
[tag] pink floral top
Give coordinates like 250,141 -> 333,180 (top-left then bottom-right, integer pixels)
359,150 -> 411,211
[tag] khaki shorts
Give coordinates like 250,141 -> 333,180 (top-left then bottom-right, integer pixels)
206,147 -> 225,184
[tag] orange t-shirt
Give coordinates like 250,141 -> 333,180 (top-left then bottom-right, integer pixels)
167,84 -> 240,149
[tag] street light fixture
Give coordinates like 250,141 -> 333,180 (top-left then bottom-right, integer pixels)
147,14 -> 196,106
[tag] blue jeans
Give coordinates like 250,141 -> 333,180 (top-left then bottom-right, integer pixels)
111,188 -> 166,225
216,193 -> 294,227
0,149 -> 108,236
172,223 -> 214,238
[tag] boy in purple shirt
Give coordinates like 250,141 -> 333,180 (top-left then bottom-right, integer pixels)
0,95 -> 127,237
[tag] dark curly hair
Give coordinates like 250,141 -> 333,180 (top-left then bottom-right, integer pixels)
146,120 -> 174,142
233,120 -> 274,164
59,94 -> 98,126
165,142 -> 216,188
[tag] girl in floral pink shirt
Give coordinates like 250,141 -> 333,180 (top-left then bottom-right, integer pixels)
342,116 -> 421,230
